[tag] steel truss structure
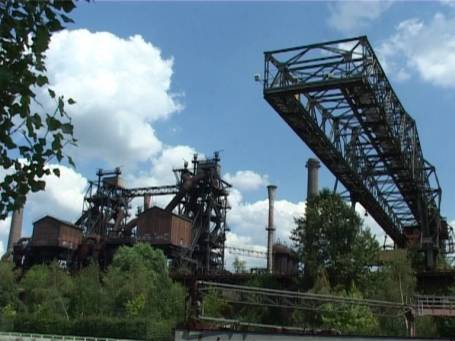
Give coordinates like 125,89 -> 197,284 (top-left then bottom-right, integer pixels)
198,281 -> 406,316
263,36 -> 449,268
165,152 -> 232,272
195,281 -> 455,336
196,281 -> 414,335
76,168 -> 180,238
14,153 -> 231,273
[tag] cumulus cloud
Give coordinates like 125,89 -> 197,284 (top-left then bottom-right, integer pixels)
225,231 -> 267,270
26,165 -> 88,223
327,0 -> 394,33
0,216 -> 10,239
228,188 -> 306,247
378,13 -> 455,87
125,145 -> 201,210
0,217 -> 11,257
224,170 -> 268,192
44,29 -> 181,167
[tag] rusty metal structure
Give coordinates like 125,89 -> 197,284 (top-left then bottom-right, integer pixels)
13,152 -> 231,273
263,36 -> 450,269
191,281 -> 455,337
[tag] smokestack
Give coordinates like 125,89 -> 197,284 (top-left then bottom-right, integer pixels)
144,194 -> 152,210
7,208 -> 23,254
266,185 -> 277,273
306,158 -> 320,199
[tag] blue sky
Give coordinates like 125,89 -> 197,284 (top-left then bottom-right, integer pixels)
2,1 -> 455,267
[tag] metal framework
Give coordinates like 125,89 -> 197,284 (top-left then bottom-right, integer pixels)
263,36 -> 449,268
166,152 -> 232,272
195,281 -> 455,336
225,246 -> 267,258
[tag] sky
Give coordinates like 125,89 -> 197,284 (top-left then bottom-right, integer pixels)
2,0 -> 455,269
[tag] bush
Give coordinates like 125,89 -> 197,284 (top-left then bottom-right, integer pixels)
13,315 -> 148,340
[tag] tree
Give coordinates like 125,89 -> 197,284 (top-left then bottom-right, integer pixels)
0,0 -> 77,219
19,263 -> 73,320
371,251 -> 417,336
320,286 -> 379,335
68,264 -> 107,319
232,257 -> 246,273
0,260 -> 21,330
291,189 -> 379,290
104,244 -> 186,340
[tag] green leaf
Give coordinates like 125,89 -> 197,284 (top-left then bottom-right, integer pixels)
68,98 -> 76,105
36,75 -> 48,87
52,168 -> 61,177
34,25 -> 51,54
48,88 -> 56,98
60,1 -> 76,13
60,14 -> 74,23
58,97 -> 64,114
67,156 -> 75,167
61,123 -> 73,134
46,116 -> 61,131
32,113 -> 43,128
31,180 -> 46,192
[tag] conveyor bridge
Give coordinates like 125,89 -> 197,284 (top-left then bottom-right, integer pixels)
263,36 -> 449,268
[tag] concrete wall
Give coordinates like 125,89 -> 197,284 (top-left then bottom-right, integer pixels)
174,330 -> 451,341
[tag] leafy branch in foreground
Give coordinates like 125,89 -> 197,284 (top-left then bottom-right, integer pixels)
0,0 -> 77,218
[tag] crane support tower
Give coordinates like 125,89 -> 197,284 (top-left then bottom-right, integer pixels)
263,36 -> 450,269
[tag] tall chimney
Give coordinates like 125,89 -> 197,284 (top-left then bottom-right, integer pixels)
266,185 -> 277,273
306,158 -> 320,199
7,208 -> 23,254
144,194 -> 152,210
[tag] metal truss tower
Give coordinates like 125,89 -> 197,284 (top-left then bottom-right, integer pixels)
263,36 -> 449,269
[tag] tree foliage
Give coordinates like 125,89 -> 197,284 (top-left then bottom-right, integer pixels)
0,244 -> 186,340
0,0 -> 77,219
291,189 -> 379,290
232,257 -> 246,273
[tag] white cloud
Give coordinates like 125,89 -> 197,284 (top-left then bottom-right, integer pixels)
225,231 -> 267,270
440,0 -> 455,7
327,0 -> 394,33
378,13 -> 455,87
26,165 -> 88,223
0,217 -> 10,257
125,145 -> 201,209
0,216 -> 10,238
228,188 -> 306,247
44,29 -> 181,167
224,170 -> 268,192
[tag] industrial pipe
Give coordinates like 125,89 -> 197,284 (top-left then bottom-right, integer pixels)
266,185 -> 277,273
7,208 -> 23,254
306,158 -> 320,199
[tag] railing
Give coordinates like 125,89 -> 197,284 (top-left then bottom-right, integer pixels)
0,332 -> 134,341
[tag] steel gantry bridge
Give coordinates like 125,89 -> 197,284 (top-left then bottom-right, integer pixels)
263,36 -> 450,269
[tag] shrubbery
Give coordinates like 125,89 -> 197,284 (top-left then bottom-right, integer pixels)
0,244 -> 186,340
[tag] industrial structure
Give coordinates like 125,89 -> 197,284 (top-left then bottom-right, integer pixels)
306,158 -> 320,199
7,208 -> 23,254
13,152 -> 232,273
6,36 -> 453,276
263,35 -> 451,269
266,185 -> 277,273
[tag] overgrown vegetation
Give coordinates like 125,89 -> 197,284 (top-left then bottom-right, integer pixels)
202,190 -> 455,337
0,244 -> 186,340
